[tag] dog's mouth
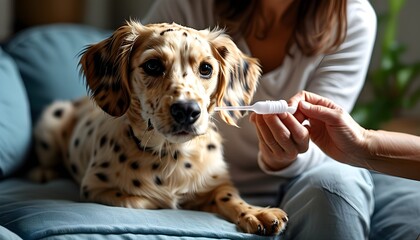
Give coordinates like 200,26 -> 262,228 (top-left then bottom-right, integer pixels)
171,125 -> 199,137
173,130 -> 190,136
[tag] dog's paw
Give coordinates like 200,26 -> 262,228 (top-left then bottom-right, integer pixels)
28,166 -> 61,183
237,207 -> 288,236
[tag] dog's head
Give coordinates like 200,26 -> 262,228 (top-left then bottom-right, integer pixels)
80,21 -> 260,143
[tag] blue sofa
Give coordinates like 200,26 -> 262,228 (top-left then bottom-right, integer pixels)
0,24 -> 275,240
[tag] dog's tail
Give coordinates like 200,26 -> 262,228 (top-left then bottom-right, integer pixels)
29,100 -> 78,182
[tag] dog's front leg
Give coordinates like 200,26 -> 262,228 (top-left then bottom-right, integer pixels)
199,184 -> 288,236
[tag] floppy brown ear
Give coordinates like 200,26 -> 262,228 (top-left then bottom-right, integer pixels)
80,22 -> 141,117
208,30 -> 261,126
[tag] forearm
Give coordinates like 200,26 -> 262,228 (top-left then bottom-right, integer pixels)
361,130 -> 420,180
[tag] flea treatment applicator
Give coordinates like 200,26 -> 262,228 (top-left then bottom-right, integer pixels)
214,100 -> 297,114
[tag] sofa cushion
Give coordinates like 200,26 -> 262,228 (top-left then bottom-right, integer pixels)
0,226 -> 22,240
3,24 -> 111,123
0,179 -> 270,240
0,47 -> 31,178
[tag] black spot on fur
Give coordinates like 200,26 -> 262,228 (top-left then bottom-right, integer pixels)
220,197 -> 230,202
207,143 -> 216,151
113,143 -> 121,153
152,163 -> 160,170
115,192 -> 123,197
100,162 -> 110,168
95,173 -> 108,182
85,120 -> 92,126
87,128 -> 94,136
70,164 -> 78,174
130,161 -> 140,170
100,135 -> 108,148
160,28 -> 174,35
40,140 -> 49,150
83,190 -> 89,199
184,162 -> 192,169
74,138 -> 80,147
53,108 -> 64,118
119,154 -> 127,163
183,32 -> 188,37
155,177 -> 163,186
132,179 -> 141,187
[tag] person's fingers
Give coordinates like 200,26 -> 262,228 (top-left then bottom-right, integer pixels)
255,115 -> 290,154
274,113 -> 309,153
261,114 -> 296,154
299,101 -> 344,124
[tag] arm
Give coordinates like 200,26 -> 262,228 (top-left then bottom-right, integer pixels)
297,90 -> 420,181
254,0 -> 377,175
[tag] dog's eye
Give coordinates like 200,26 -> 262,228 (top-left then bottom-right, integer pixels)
142,59 -> 165,76
199,63 -> 213,79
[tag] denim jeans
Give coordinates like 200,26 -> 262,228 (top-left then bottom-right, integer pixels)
369,172 -> 420,240
279,161 -> 374,240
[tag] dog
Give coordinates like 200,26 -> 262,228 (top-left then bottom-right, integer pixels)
31,21 -> 288,236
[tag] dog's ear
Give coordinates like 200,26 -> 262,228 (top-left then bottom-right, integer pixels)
208,30 -> 261,126
80,21 -> 142,117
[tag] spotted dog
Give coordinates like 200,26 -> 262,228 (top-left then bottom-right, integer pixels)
31,21 -> 288,235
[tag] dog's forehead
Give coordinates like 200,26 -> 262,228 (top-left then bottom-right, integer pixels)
146,23 -> 209,43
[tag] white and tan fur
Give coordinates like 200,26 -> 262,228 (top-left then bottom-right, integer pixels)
31,21 -> 287,235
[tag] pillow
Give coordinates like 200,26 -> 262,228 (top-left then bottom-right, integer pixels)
0,226 -> 21,240
0,47 -> 31,178
3,24 -> 111,123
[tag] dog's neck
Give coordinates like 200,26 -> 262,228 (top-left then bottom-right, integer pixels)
127,123 -> 170,158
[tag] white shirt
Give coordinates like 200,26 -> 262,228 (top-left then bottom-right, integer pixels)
143,0 -> 377,205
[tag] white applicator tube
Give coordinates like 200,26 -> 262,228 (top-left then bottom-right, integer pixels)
214,100 -> 297,114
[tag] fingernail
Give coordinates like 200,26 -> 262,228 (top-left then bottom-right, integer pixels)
301,101 -> 311,110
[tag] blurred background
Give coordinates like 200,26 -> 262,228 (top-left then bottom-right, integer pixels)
0,0 -> 418,134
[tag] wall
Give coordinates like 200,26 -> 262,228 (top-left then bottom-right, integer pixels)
0,0 -> 12,41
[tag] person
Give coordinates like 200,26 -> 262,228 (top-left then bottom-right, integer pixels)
141,0 -> 394,239
288,91 -> 420,239
286,91 -> 420,181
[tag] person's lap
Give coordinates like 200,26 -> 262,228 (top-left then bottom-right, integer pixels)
369,171 -> 420,240
278,160 -> 374,240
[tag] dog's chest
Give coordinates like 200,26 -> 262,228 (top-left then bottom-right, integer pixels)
112,133 -> 229,208
68,114 -> 229,208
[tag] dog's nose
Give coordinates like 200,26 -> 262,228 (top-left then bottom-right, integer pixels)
170,101 -> 201,125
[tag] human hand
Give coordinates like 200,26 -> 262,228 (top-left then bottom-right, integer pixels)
291,91 -> 368,167
249,108 -> 310,171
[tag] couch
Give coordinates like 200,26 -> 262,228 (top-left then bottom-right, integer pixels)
0,24 -> 275,240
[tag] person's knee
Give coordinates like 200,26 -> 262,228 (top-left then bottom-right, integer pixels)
280,162 -> 374,239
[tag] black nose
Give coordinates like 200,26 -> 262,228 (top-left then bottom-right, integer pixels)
170,101 -> 201,126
